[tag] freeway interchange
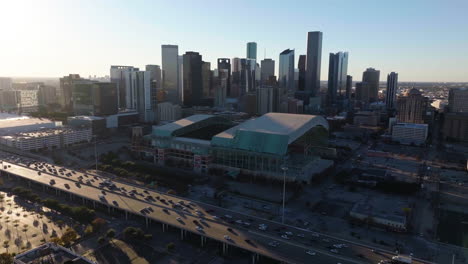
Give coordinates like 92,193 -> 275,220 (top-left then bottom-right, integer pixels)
0,154 -> 431,264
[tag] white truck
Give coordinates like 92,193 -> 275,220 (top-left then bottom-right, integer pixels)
391,255 -> 412,264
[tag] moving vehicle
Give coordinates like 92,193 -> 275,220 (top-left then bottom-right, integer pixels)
391,255 -> 412,263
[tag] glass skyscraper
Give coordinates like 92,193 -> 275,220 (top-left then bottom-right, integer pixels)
386,72 -> 398,109
161,45 -> 179,104
306,31 -> 323,96
279,49 -> 295,91
246,42 -> 257,60
327,52 -> 348,105
362,67 -> 380,102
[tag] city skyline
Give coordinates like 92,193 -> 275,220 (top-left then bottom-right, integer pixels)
1,0 -> 468,82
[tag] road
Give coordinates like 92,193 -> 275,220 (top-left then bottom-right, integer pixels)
0,154 -> 433,264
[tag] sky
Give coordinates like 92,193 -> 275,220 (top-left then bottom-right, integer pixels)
0,0 -> 467,82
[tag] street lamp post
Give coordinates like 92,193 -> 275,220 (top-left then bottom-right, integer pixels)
281,166 -> 288,224
94,136 -> 98,171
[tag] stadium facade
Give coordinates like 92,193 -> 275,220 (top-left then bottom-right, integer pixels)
140,113 -> 332,183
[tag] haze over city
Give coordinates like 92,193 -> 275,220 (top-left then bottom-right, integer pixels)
1,0 -> 467,81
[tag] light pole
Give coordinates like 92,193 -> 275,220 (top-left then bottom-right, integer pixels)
281,166 -> 288,224
94,136 -> 98,171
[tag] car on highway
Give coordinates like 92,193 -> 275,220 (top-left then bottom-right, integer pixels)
268,241 -> 279,247
330,249 -> 339,254
306,250 -> 316,256
223,235 -> 231,241
281,234 -> 290,240
196,226 -> 203,231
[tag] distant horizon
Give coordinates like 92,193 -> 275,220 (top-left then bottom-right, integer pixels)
1,0 -> 468,82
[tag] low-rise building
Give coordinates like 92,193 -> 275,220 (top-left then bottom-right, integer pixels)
353,111 -> 379,126
0,127 -> 91,151
443,112 -> 468,142
391,123 -> 428,146
14,242 -> 96,264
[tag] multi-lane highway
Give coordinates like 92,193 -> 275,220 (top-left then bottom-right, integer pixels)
0,154 -> 432,264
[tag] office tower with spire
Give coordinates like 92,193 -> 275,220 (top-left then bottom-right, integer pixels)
386,72 -> 398,109
306,31 -> 323,96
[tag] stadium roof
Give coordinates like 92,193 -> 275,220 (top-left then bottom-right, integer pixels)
212,113 -> 329,155
153,114 -> 232,137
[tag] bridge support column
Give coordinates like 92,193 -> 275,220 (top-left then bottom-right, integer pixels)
107,206 -> 110,213
222,243 -> 228,255
28,181 -> 31,187
125,211 -> 128,220
82,197 -> 85,204
162,224 -> 167,232
42,185 -> 45,191
200,236 -> 206,247
180,229 -> 184,240
69,193 -> 72,200
145,217 -> 149,228
93,201 -> 96,209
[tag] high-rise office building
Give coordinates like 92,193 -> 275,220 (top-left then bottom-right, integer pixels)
217,58 -> 231,96
182,52 -> 203,106
362,68 -> 380,102
298,55 -> 306,91
256,86 -> 282,115
306,31 -> 323,96
386,72 -> 398,109
355,82 -> 370,104
72,82 -> 118,116
110,65 -> 138,109
145,65 -> 162,89
60,74 -> 94,112
202,61 -> 212,98
215,69 -> 229,108
346,75 -> 353,99
161,45 -> 180,104
132,71 -> 157,123
0,77 -> 12,91
327,52 -> 349,105
279,49 -> 295,91
260,59 -> 275,83
0,90 -> 20,111
397,88 -> 428,124
246,42 -> 257,60
448,88 -> 468,113
38,84 -> 57,106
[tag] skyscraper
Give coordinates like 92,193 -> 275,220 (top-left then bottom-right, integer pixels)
60,74 -> 94,112
215,69 -> 228,108
386,72 -> 398,109
397,88 -> 428,124
145,65 -> 162,116
0,77 -> 12,91
362,68 -> 380,102
72,82 -> 118,116
279,49 -> 295,91
260,59 -> 275,83
306,31 -> 323,96
346,75 -> 353,99
182,52 -> 203,106
298,55 -> 306,91
110,65 -> 138,109
161,45 -> 179,104
355,82 -> 370,104
132,70 -> 157,123
327,52 -> 349,105
217,58 -> 231,96
246,42 -> 257,60
202,61 -> 212,98
448,88 -> 468,113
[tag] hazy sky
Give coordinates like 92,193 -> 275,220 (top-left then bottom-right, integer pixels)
1,0 -> 467,82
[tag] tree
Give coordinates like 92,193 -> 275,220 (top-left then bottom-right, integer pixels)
61,228 -> 78,247
91,218 -> 107,231
0,253 -> 13,264
97,236 -> 106,245
84,225 -> 94,236
166,242 -> 175,251
167,189 -> 176,195
106,229 -> 116,239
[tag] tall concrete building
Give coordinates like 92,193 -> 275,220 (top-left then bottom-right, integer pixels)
0,77 -> 12,91
145,65 -> 162,89
161,45 -> 180,104
279,49 -> 295,91
217,58 -> 231,96
448,88 -> 468,113
38,84 -> 57,106
346,75 -> 353,99
0,90 -> 20,111
110,65 -> 138,109
362,68 -> 380,102
298,55 -> 306,91
386,72 -> 398,109
246,42 -> 257,60
306,31 -> 323,96
327,52 -> 348,105
18,90 -> 39,113
182,52 -> 203,106
260,58 -> 275,83
397,88 -> 428,124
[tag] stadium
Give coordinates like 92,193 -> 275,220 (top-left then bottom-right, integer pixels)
144,113 -> 333,183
